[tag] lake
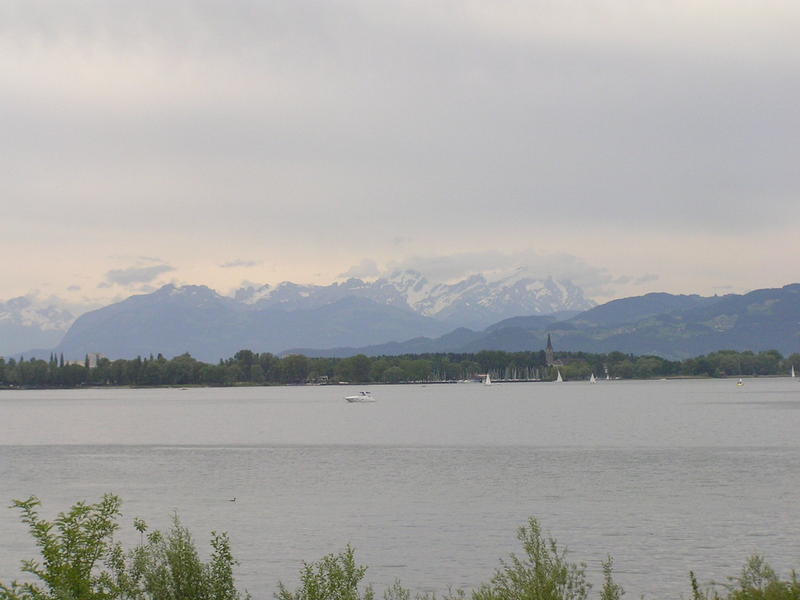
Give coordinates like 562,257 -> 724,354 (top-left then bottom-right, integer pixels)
1,378 -> 799,598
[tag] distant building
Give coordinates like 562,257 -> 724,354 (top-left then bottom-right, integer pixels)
545,334 -> 554,366
66,352 -> 106,368
545,334 -> 563,367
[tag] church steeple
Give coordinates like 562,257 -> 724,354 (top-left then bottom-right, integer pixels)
545,333 -> 555,366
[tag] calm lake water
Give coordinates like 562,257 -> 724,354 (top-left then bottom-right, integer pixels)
1,379 -> 799,598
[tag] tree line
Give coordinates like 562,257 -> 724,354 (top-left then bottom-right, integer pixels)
1,348 -> 798,388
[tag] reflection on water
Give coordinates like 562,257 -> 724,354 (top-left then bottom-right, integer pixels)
1,379 -> 799,598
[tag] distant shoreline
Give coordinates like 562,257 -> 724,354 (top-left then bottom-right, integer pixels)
1,373 -> 794,391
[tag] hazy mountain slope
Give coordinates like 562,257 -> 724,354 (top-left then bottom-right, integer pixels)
33,281 -> 800,362
7,269 -> 592,358
0,297 -> 73,357
55,285 -> 247,361
250,297 -> 452,352
293,285 -> 800,359
484,315 -> 558,333
567,292 -> 719,327
54,285 -> 450,361
286,327 -> 486,358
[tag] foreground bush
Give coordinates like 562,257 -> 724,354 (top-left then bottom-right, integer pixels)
1,496 -> 798,600
691,555 -> 800,600
0,494 -> 249,600
276,545 -> 374,600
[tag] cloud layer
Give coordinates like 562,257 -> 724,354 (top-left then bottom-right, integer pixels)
1,1 -> 797,302
105,264 -> 175,286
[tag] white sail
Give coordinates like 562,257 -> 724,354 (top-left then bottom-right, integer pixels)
484,373 -> 492,386
792,365 -> 796,378
589,373 -> 597,384
555,369 -> 563,383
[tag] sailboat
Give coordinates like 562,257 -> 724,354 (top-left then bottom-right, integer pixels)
589,373 -> 597,384
555,369 -> 563,383
484,373 -> 492,386
737,378 -> 744,386
792,365 -> 796,379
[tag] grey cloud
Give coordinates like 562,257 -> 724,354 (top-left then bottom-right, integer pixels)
1,1 -> 798,304
612,274 -> 658,286
634,274 -> 659,285
220,259 -> 261,268
338,259 -> 380,280
2,1 -> 798,238
67,285 -> 81,291
105,264 -> 174,286
2,291 -> 103,322
385,250 -> 616,295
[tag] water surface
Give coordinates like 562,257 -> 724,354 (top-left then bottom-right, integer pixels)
1,379 -> 799,598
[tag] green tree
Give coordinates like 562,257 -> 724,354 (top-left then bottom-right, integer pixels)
383,366 -> 405,383
283,355 -> 310,384
128,516 -> 245,600
249,364 -> 265,383
277,545 -> 374,600
472,517 -> 593,600
0,494 -> 123,600
369,358 -> 391,382
0,495 -> 248,600
336,355 -> 372,383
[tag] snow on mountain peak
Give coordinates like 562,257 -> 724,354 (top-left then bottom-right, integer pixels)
0,296 -> 75,332
234,283 -> 274,304
230,269 -> 594,327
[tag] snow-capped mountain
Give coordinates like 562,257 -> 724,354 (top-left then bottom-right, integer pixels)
54,284 -> 451,361
234,269 -> 594,328
18,279 -> 800,362
0,296 -> 75,357
5,272 -> 592,359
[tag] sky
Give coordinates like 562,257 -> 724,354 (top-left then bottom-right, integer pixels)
2,0 -> 798,316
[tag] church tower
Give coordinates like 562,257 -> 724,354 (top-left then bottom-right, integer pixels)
545,334 -> 555,367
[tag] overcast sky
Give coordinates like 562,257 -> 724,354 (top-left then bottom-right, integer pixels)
2,0 -> 798,313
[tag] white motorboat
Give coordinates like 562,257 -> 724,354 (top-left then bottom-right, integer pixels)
345,391 -> 376,403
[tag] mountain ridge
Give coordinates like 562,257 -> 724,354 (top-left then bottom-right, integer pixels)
288,284 -> 800,360
233,268 -> 594,328
8,281 -> 800,363
53,286 -> 453,362
4,270 -> 593,359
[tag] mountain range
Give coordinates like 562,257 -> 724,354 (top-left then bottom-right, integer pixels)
5,275 -> 799,362
232,269 -> 591,328
9,270 -> 591,362
290,284 -> 800,360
